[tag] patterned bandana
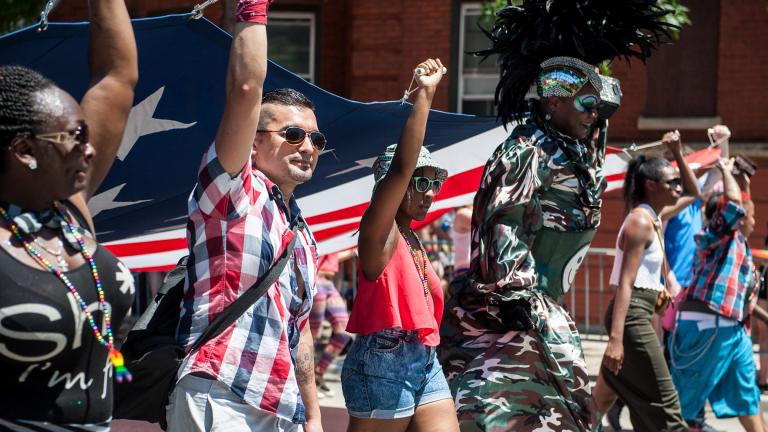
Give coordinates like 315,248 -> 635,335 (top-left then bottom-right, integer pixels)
372,144 -> 448,184
0,201 -> 89,250
526,120 -> 604,213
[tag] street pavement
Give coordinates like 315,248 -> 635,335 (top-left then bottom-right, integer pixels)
308,335 -> 766,432
113,335 -> 766,431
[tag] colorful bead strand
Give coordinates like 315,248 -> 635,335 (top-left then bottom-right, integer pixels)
0,204 -> 132,383
397,224 -> 432,311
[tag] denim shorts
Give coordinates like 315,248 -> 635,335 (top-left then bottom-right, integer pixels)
341,328 -> 453,419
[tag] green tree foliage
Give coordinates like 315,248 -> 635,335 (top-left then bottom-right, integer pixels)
1,0 -> 48,35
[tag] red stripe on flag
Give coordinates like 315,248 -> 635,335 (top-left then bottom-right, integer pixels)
437,167 -> 484,199
128,264 -> 177,273
305,166 -> 485,229
313,222 -> 360,242
103,238 -> 187,257
304,202 -> 368,225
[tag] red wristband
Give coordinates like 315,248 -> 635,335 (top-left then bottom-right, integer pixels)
236,0 -> 273,24
741,191 -> 750,202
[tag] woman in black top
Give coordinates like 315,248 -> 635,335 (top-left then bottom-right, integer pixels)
0,0 -> 137,429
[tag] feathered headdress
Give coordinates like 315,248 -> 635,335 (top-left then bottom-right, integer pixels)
477,0 -> 677,125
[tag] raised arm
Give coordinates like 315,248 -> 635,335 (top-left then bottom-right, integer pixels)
78,0 -> 137,203
719,158 -> 742,205
358,59 -> 444,280
603,212 -> 652,375
660,130 -> 701,222
215,1 -> 270,175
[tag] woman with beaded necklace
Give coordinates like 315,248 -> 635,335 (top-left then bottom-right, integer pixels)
342,59 -> 459,432
0,0 -> 137,430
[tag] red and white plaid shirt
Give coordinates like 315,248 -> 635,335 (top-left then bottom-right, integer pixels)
177,142 -> 317,423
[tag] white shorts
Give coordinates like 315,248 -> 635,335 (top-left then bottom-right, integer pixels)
166,374 -> 303,432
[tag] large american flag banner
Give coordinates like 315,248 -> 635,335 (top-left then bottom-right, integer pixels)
0,14 -> 721,271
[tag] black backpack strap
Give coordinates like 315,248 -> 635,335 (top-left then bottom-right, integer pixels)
188,221 -> 303,353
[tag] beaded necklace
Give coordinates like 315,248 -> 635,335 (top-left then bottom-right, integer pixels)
397,224 -> 432,310
0,203 -> 132,382
33,236 -> 68,271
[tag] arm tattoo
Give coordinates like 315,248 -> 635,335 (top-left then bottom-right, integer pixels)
295,340 -> 314,386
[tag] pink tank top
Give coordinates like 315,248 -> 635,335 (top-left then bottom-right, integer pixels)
347,236 -> 444,346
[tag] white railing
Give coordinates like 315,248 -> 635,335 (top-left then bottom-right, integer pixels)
566,248 -> 615,334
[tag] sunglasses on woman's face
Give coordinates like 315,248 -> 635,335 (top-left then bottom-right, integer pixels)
31,123 -> 90,154
573,94 -> 600,114
412,176 -> 443,193
257,126 -> 327,151
659,177 -> 682,188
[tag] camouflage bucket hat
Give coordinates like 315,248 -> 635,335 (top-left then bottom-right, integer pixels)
372,144 -> 448,185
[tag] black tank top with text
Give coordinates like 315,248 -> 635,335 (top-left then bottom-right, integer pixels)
0,206 -> 134,424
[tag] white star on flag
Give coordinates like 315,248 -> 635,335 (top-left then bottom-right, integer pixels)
117,86 -> 197,161
89,86 -> 197,216
88,184 -> 151,217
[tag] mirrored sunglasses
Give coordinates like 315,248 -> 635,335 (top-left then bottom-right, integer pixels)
412,176 -> 443,193
573,94 -> 600,114
258,126 -> 327,151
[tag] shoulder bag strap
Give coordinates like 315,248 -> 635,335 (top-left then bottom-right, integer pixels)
189,220 -> 304,353
635,207 -> 672,294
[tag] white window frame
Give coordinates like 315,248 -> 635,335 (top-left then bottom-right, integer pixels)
268,11 -> 316,82
457,3 -> 497,114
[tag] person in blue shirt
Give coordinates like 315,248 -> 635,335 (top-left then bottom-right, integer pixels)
664,195 -> 703,287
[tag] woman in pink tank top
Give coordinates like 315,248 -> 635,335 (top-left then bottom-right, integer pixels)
341,59 -> 459,432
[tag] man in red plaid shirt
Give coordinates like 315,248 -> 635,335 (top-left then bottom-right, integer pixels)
166,1 -> 324,430
669,157 -> 762,432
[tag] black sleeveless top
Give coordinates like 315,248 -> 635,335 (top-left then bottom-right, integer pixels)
0,203 -> 134,426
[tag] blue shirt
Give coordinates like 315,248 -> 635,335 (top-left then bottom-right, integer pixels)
664,198 -> 702,287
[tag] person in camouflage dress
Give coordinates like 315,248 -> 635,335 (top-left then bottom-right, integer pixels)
437,2 -> 677,430
439,109 -> 606,432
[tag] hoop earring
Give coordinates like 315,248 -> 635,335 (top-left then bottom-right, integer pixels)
27,159 -> 37,170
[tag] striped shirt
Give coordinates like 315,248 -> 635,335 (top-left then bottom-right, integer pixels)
176,142 -> 317,423
688,198 -> 756,323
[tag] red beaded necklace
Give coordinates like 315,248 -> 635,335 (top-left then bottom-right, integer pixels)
397,224 -> 432,310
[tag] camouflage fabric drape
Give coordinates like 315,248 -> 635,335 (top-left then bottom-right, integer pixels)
439,120 -> 606,431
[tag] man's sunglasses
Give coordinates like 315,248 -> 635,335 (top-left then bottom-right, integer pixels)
17,123 -> 90,153
257,127 -> 327,151
412,176 -> 443,193
573,94 -> 600,114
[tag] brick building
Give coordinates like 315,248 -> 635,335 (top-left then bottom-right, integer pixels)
50,0 -> 768,328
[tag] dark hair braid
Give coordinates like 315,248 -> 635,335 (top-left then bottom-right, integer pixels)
0,65 -> 55,147
622,154 -> 670,211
